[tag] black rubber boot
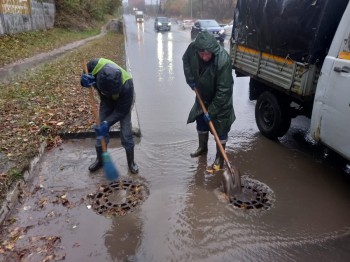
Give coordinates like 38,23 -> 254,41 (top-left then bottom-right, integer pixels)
212,143 -> 226,170
89,146 -> 103,172
190,132 -> 209,158
126,148 -> 139,174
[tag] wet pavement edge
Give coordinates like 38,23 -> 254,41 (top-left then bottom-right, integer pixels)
0,18 -> 142,225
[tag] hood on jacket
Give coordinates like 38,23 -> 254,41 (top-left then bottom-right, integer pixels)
87,58 -> 121,96
96,63 -> 121,96
87,58 -> 99,74
194,31 -> 220,55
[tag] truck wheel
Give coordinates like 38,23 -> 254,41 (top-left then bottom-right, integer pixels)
255,91 -> 290,139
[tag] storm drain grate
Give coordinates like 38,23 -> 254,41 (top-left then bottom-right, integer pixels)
88,180 -> 148,217
230,178 -> 274,210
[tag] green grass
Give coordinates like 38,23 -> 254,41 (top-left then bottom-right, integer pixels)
0,29 -> 126,205
0,27 -> 102,67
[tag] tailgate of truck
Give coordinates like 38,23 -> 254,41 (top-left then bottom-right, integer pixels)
232,44 -> 319,98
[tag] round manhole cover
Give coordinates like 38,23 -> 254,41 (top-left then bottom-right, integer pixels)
88,179 -> 149,217
230,178 -> 274,210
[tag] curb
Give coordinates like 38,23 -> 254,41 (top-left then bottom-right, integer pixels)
0,142 -> 46,225
0,18 -> 141,225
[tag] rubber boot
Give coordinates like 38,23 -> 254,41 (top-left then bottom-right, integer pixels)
126,148 -> 139,174
89,146 -> 103,172
212,143 -> 226,171
190,132 -> 209,158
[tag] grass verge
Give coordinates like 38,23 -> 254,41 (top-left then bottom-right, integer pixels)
0,26 -> 104,67
0,28 -> 126,205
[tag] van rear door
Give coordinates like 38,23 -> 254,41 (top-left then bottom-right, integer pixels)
311,3 -> 350,160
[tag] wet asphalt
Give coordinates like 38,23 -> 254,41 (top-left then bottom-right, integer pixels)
1,15 -> 350,262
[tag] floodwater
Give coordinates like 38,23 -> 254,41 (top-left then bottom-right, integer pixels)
1,15 -> 350,261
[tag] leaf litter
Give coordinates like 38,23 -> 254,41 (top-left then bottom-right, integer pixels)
0,28 -> 126,261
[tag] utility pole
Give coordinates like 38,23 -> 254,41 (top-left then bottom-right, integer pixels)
190,0 -> 192,19
201,0 -> 203,18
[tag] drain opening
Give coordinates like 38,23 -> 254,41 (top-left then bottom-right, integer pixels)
230,178 -> 274,210
88,180 -> 148,217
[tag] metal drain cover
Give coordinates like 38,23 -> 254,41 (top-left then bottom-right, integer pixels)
88,179 -> 148,217
230,178 -> 274,210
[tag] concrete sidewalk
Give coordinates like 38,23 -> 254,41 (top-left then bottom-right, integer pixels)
0,19 -> 141,225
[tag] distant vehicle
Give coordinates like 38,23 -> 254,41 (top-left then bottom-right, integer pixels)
135,11 -> 144,23
191,19 -> 226,42
154,17 -> 171,31
182,19 -> 194,30
223,20 -> 233,36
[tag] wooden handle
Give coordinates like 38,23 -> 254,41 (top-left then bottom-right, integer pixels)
83,60 -> 107,152
194,88 -> 231,168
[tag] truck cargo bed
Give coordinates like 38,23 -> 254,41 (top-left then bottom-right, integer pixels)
232,0 -> 348,64
231,44 -> 319,99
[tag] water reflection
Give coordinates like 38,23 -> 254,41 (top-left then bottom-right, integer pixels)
156,32 -> 174,82
104,215 -> 143,261
137,22 -> 144,48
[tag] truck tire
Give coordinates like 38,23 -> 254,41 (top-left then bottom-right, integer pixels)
255,91 -> 291,139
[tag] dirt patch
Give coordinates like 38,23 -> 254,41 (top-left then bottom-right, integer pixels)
55,8 -> 97,31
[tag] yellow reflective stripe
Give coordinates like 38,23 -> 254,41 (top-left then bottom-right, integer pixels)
339,51 -> 350,60
237,45 -> 259,55
237,45 -> 294,65
91,58 -> 132,84
262,52 -> 294,65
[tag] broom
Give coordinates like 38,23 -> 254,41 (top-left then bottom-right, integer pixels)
83,61 -> 120,181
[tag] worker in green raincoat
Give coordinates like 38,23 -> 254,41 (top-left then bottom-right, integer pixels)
182,31 -> 236,170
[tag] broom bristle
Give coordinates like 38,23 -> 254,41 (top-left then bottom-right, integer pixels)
102,152 -> 120,181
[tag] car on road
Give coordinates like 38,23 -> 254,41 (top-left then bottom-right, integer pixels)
154,17 -> 171,32
182,19 -> 194,30
191,19 -> 226,42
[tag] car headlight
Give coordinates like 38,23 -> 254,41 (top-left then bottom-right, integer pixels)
168,23 -> 171,26
157,22 -> 162,25
219,29 -> 225,34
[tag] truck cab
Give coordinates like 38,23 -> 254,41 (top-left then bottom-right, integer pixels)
310,3 -> 350,160
135,11 -> 144,23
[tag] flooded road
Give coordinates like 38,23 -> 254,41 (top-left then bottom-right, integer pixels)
1,15 -> 350,261
123,15 -> 350,261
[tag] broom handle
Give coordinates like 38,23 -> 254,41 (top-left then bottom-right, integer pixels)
83,61 -> 108,152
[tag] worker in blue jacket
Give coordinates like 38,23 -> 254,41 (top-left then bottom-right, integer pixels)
81,58 -> 139,174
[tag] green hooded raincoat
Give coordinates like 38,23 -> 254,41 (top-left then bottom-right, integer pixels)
182,31 -> 236,136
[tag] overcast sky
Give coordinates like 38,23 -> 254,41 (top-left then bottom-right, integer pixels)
123,0 -> 154,4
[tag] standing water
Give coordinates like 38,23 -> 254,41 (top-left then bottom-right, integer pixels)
1,15 -> 349,262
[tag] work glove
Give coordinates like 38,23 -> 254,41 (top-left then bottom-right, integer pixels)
94,121 -> 110,138
203,112 -> 211,124
80,73 -> 96,88
188,81 -> 196,90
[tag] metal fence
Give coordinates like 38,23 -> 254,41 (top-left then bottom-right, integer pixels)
0,0 -> 55,35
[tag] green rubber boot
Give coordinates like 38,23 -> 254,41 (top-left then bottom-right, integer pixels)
190,132 -> 209,157
126,148 -> 139,174
89,146 -> 103,172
